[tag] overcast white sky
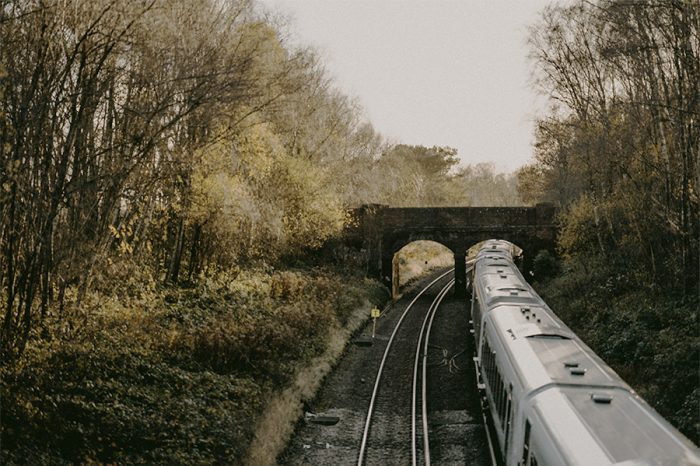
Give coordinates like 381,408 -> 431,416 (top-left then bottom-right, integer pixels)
257,0 -> 553,172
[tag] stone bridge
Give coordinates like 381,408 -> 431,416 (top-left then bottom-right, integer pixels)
350,204 -> 558,298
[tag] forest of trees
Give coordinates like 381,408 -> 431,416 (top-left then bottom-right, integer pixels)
519,0 -> 698,292
0,0 -> 521,359
0,1 -> 522,463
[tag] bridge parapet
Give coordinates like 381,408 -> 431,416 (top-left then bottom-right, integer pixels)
380,205 -> 556,230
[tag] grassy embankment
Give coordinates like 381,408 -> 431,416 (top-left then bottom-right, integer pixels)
532,254 -> 699,444
0,262 -> 388,465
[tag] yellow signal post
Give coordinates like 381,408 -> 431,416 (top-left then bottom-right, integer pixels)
370,307 -> 380,338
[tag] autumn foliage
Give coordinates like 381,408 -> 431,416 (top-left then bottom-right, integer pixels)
520,0 -> 699,443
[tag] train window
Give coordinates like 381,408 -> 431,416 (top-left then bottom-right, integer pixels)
495,380 -> 500,414
500,383 -> 508,426
482,338 -> 491,379
495,378 -> 501,417
482,334 -> 498,405
482,330 -> 516,437
521,420 -> 531,465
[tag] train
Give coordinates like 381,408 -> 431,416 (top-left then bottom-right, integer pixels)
468,240 -> 700,466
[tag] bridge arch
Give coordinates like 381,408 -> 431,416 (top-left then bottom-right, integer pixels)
355,204 -> 558,298
390,240 -> 454,298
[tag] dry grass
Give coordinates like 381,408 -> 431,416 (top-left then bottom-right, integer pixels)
244,300 -> 373,466
397,240 -> 454,287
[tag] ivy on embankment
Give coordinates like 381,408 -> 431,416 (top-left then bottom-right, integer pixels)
0,268 -> 388,465
532,253 -> 699,445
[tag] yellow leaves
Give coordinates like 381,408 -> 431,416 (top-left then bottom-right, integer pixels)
237,21 -> 288,77
2,160 -> 21,191
558,194 -> 598,257
236,122 -> 285,180
109,223 -> 134,256
181,113 -> 348,266
269,154 -> 345,249
190,144 -> 259,225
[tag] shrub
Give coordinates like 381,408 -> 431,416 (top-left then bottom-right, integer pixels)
531,249 -> 559,281
1,266 -> 386,464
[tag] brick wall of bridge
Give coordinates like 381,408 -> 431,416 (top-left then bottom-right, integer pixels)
349,204 -> 558,298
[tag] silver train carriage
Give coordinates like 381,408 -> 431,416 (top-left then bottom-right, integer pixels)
469,240 -> 700,466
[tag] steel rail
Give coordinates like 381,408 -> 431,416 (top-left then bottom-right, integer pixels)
421,264 -> 473,464
357,268 -> 454,466
411,278 -> 454,466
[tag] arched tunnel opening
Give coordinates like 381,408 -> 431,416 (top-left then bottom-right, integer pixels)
364,204 -> 559,299
391,240 -> 454,299
386,239 -> 535,300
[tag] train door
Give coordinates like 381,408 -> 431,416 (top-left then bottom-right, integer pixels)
519,420 -> 540,466
519,420 -> 531,465
504,384 -> 513,458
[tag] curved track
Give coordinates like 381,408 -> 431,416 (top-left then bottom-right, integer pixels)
279,267 -> 489,466
413,278 -> 454,466
358,270 -> 454,466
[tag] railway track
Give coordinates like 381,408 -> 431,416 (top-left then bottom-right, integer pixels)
358,270 -> 455,466
280,268 -> 488,465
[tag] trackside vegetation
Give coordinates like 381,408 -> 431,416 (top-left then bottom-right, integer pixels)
532,253 -> 698,444
0,1 -> 500,463
1,264 -> 388,464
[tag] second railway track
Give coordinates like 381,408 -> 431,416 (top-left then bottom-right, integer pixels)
358,270 -> 455,465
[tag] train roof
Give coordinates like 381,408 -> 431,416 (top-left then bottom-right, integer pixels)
558,386 -> 700,464
486,304 -> 700,465
528,387 -> 700,465
474,254 -> 539,307
486,304 -> 624,392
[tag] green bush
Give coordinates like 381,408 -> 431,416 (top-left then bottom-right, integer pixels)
531,249 -> 559,281
1,341 -> 264,465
